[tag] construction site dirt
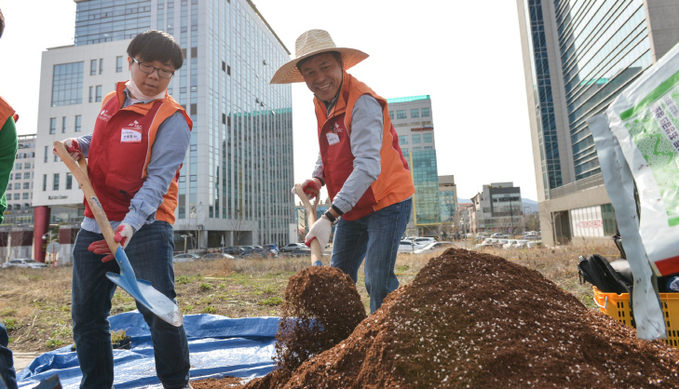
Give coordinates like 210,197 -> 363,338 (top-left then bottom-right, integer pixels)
192,248 -> 679,388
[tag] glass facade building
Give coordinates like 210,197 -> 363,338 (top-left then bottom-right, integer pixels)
518,0 -> 678,245
33,0 -> 294,258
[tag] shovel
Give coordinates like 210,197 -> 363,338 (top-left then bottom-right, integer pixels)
292,184 -> 322,266
54,141 -> 183,327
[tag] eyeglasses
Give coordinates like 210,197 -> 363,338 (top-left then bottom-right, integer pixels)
132,58 -> 175,79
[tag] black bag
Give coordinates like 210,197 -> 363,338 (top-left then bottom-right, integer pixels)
578,254 -> 632,294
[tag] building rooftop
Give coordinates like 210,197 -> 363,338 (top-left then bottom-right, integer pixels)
387,95 -> 430,104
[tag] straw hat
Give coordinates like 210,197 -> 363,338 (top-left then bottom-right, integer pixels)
270,29 -> 369,84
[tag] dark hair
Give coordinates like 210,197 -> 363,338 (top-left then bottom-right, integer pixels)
127,30 -> 184,70
296,51 -> 342,72
0,9 -> 5,39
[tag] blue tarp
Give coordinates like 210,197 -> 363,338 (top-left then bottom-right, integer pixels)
16,312 -> 279,388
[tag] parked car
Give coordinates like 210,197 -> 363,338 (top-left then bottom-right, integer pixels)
172,253 -> 200,263
413,241 -> 454,255
2,259 -> 47,269
200,253 -> 235,261
238,247 -> 278,259
503,240 -> 519,249
283,247 -> 311,257
264,244 -> 279,255
280,243 -> 306,252
413,237 -> 437,245
222,246 -> 244,255
398,240 -> 423,254
474,239 -> 496,249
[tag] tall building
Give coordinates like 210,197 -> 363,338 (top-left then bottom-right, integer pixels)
32,0 -> 294,263
0,134 -> 36,261
438,175 -> 458,238
471,182 -> 523,235
387,95 -> 441,236
517,0 -> 679,245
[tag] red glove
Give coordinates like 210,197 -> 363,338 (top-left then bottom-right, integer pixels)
87,224 -> 135,263
301,179 -> 322,199
53,138 -> 82,160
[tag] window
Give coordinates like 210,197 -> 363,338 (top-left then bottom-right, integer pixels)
66,173 -> 73,190
23,182 -> 30,189
15,163 -> 21,170
412,147 -> 422,152
411,109 -> 419,118
396,110 -> 407,119
62,116 -> 67,133
52,62 -> 84,106
22,193 -> 29,200
23,172 -> 30,179
424,146 -> 433,150
50,118 -> 56,134
116,56 -> 123,72
398,135 -> 408,145
53,173 -> 60,190
42,174 -> 47,191
14,173 -> 20,179
75,115 -> 82,132
99,58 -> 104,74
24,162 -> 30,169
90,59 -> 97,75
423,133 -> 433,143
44,145 -> 49,163
13,193 -> 19,200
14,183 -> 19,190
389,111 -> 394,120
421,107 -> 430,117
89,86 -> 93,103
95,85 -> 102,102
412,134 -> 421,144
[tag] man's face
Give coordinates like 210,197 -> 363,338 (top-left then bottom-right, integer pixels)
128,57 -> 175,98
299,52 -> 343,103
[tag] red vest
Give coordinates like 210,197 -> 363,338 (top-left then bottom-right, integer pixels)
84,82 -> 192,224
314,73 -> 415,221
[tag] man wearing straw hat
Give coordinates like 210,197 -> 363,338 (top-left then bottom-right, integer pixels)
271,29 -> 415,313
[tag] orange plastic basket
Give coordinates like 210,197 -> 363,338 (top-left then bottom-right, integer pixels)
593,286 -> 679,348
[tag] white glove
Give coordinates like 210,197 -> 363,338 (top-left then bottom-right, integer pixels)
114,223 -> 135,249
305,216 -> 332,250
53,138 -> 82,160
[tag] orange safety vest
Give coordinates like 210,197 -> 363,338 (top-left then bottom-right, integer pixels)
314,72 -> 415,221
84,82 -> 192,224
0,96 -> 18,126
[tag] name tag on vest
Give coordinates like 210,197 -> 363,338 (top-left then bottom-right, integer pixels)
121,128 -> 142,143
326,132 -> 340,145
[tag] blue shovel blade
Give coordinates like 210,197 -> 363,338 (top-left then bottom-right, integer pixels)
106,247 -> 183,327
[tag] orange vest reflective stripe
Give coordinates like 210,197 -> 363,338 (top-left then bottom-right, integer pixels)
314,73 -> 415,220
84,82 -> 192,224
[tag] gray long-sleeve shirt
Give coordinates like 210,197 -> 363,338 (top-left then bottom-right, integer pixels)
313,94 -> 383,214
78,89 -> 190,233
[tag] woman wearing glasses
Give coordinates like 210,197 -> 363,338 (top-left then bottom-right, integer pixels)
54,30 -> 193,389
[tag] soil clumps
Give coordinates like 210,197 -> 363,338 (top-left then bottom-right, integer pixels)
196,248 -> 679,388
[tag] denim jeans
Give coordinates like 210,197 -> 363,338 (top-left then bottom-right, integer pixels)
0,322 -> 17,389
330,198 -> 412,313
71,221 -> 190,389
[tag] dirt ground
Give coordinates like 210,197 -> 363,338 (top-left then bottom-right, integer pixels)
193,248 -> 679,388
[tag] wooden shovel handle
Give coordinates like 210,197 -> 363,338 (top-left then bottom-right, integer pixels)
292,184 -> 321,264
53,141 -> 120,253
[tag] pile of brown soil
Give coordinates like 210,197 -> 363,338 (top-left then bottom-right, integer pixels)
195,248 -> 679,388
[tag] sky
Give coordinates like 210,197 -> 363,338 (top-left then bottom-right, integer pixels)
0,0 -> 537,201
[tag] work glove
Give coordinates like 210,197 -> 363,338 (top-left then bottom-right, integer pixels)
87,223 -> 135,263
53,138 -> 82,160
301,178 -> 322,200
305,216 -> 332,251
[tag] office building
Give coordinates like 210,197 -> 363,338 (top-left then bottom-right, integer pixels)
32,0 -> 294,262
471,182 -> 524,235
0,134 -> 36,261
388,95 -> 441,236
438,175 -> 458,238
517,0 -> 679,245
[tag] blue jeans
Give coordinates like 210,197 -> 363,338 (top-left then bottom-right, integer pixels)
71,221 -> 190,389
331,198 -> 412,313
0,322 -> 17,389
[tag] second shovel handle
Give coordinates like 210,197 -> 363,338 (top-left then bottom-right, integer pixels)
293,184 -> 322,264
53,141 -> 120,254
